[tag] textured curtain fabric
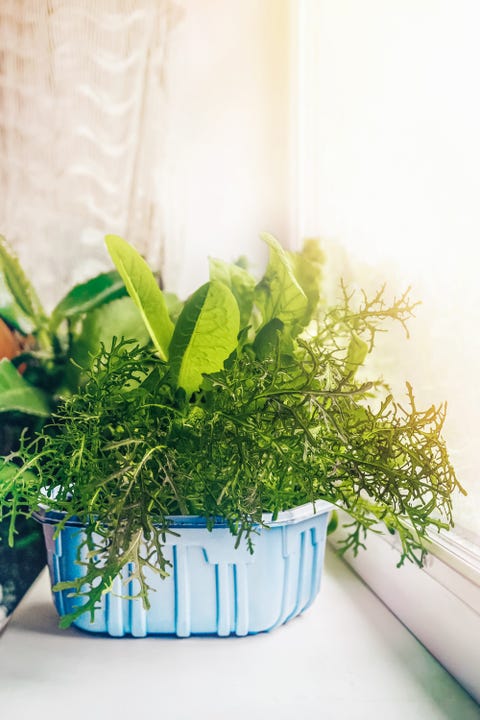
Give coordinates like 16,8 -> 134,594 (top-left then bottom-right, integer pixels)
0,0 -> 172,304
0,0 -> 174,621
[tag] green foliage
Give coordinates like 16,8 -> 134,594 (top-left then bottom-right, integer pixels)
209,256 -> 255,329
345,331 -> 369,377
255,233 -> 308,338
50,271 -> 127,331
0,235 -> 46,329
0,234 -> 464,628
163,292 -> 184,323
0,237 -> 154,419
287,237 -> 325,323
65,297 -> 152,391
0,360 -> 49,416
105,234 -> 174,361
169,281 -> 240,394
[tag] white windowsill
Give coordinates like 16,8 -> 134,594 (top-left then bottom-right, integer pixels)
0,546 -> 478,719
330,516 -> 480,704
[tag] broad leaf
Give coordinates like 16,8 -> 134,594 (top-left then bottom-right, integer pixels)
252,318 -> 284,360
163,292 -> 184,323
51,271 -> 127,330
345,331 -> 369,376
255,233 -> 308,338
65,297 -> 151,390
169,281 -> 240,395
0,459 -> 19,482
0,359 -> 50,416
0,285 -> 34,334
288,238 -> 324,325
0,236 -> 45,325
209,257 -> 255,329
105,235 -> 173,361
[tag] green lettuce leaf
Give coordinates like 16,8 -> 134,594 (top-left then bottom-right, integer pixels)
65,296 -> 151,390
0,287 -> 34,334
254,233 -> 308,338
209,257 -> 255,329
105,235 -> 173,361
163,292 -> 184,324
51,271 -> 127,330
288,238 -> 324,325
252,318 -> 284,360
0,359 -> 50,416
169,281 -> 240,395
345,331 -> 369,376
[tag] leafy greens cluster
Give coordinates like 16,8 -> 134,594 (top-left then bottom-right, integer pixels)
0,234 -> 463,626
0,234 -> 153,449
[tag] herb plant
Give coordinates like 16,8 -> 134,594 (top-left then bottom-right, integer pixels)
0,234 -> 463,627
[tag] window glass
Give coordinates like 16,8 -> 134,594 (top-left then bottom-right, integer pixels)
297,0 -> 480,538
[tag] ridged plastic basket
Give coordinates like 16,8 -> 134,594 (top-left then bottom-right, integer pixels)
34,501 -> 331,638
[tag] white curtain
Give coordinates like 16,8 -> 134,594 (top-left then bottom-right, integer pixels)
0,0 -> 172,301
0,0 -> 292,303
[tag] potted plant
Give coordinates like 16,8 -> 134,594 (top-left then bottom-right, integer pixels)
0,235 -> 150,615
0,234 -> 154,434
0,234 -> 463,637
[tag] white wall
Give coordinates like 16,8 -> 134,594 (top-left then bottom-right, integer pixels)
158,0 -> 291,296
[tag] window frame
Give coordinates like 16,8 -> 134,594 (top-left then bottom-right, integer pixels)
292,0 -> 480,702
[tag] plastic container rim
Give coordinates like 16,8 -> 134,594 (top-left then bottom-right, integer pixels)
32,500 -> 333,530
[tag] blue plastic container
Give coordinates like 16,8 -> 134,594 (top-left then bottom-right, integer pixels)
35,501 -> 331,637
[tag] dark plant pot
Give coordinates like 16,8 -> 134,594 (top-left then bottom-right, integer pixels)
0,417 -> 47,616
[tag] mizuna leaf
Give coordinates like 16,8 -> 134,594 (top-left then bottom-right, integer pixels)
0,358 -> 50,416
0,235 -> 45,330
254,233 -> 308,338
169,281 -> 240,395
51,271 -> 127,330
105,235 -> 173,361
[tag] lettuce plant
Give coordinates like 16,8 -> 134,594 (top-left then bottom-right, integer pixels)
0,234 -> 463,627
